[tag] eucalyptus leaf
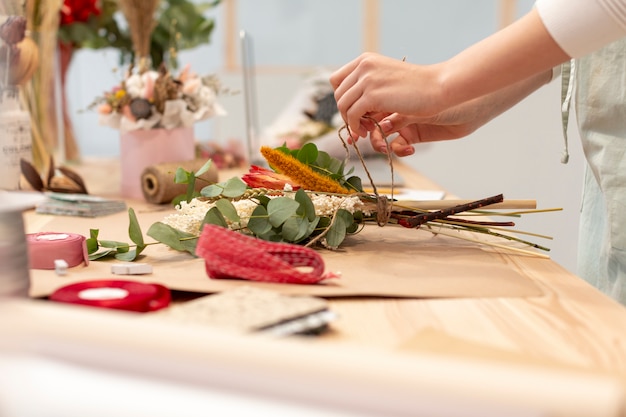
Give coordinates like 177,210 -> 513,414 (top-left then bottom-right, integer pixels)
215,198 -> 240,223
306,217 -> 321,237
195,159 -> 213,177
316,150 -> 331,168
147,222 -> 185,251
128,208 -> 144,247
328,158 -> 343,175
201,183 -> 224,198
99,240 -> 130,251
294,189 -> 316,222
346,175 -> 363,192
297,142 -> 318,164
267,197 -> 300,227
247,205 -> 272,236
116,249 -> 139,262
174,167 -> 190,184
282,217 -> 310,242
325,219 -> 347,249
202,206 -> 228,227
146,222 -> 198,256
185,177 -> 196,202
88,249 -> 116,261
86,229 -> 100,253
336,209 -> 354,226
221,177 -> 248,198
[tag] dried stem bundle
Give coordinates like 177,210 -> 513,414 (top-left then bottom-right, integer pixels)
118,0 -> 160,71
20,0 -> 63,171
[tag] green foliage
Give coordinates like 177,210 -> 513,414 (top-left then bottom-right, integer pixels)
87,208 -> 147,261
58,0 -> 221,69
172,159 -> 214,204
275,142 -> 363,193
198,182 -> 360,248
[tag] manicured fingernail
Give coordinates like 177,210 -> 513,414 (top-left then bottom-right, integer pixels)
380,119 -> 392,132
404,147 -> 415,156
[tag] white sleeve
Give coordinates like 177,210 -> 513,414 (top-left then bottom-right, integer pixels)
535,0 -> 626,58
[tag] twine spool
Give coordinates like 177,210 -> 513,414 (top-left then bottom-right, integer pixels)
141,159 -> 219,204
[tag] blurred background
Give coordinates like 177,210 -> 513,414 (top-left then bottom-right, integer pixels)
65,0 -> 584,273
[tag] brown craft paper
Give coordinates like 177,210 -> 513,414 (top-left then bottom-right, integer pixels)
28,203 -> 544,299
141,159 -> 219,204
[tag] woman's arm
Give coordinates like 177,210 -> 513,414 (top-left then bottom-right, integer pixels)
331,8 -> 570,138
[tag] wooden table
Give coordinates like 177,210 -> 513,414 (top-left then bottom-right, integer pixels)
3,158 -> 626,417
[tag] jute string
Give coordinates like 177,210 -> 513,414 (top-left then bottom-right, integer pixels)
338,117 -> 395,226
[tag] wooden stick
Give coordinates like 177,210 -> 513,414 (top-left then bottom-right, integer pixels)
396,199 -> 537,210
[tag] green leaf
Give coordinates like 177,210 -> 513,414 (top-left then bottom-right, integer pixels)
195,159 -> 213,177
297,142 -> 319,164
316,150 -> 331,168
147,222 -> 183,251
215,198 -> 240,223
247,205 -> 272,236
306,217 -> 321,237
185,176 -> 196,203
201,183 -> 224,198
147,222 -> 198,255
294,189 -> 316,221
346,175 -> 363,192
221,177 -> 248,198
88,249 -> 116,261
267,197 -> 300,227
174,167 -> 191,184
115,249 -> 139,262
202,206 -> 228,227
99,240 -> 130,251
326,221 -> 347,249
86,229 -> 100,254
336,209 -> 354,226
128,208 -> 144,247
282,217 -> 311,242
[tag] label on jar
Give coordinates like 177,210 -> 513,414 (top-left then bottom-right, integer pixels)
0,92 -> 32,190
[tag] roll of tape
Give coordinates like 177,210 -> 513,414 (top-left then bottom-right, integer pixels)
49,280 -> 171,312
141,159 -> 219,204
27,232 -> 89,270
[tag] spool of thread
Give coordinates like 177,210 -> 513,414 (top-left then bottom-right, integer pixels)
49,280 -> 171,312
27,232 -> 89,270
141,159 -> 219,204
0,191 -> 46,298
0,211 -> 30,297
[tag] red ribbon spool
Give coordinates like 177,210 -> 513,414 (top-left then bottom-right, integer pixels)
49,280 -> 171,312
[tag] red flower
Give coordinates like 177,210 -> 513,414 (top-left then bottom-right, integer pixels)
60,0 -> 101,26
241,165 -> 301,191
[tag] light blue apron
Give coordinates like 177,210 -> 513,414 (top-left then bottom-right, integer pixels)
565,39 -> 626,304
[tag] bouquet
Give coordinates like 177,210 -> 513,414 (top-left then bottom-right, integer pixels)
86,142 -> 560,284
93,64 -> 226,132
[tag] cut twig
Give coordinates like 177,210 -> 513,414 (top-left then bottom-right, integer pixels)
399,194 -> 504,228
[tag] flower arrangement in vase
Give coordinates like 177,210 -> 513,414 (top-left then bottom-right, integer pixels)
94,64 -> 225,132
85,0 -> 226,200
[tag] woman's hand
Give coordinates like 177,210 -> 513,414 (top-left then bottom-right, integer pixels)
330,52 -> 447,138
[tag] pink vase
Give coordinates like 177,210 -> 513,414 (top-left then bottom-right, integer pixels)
119,127 -> 195,200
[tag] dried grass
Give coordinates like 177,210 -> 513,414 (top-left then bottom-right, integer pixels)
20,0 -> 63,170
118,0 -> 161,71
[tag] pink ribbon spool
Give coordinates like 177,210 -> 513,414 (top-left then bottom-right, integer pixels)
27,232 -> 89,270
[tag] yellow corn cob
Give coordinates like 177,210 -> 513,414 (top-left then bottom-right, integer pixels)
260,146 -> 352,194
